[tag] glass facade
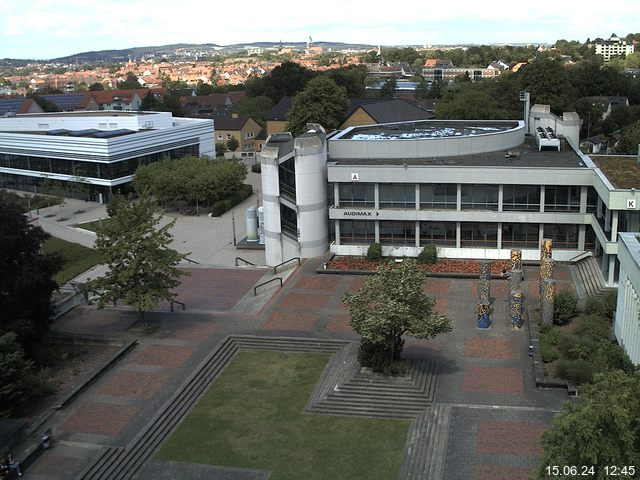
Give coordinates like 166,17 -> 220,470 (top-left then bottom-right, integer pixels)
502,185 -> 540,211
278,157 -> 296,201
502,223 -> 539,248
280,204 -> 297,238
420,184 -> 457,209
340,220 -> 375,245
544,224 -> 578,249
0,145 -> 199,181
379,184 -> 415,209
419,221 -> 456,246
379,221 -> 415,245
461,223 -> 498,247
338,183 -> 374,208
461,185 -> 499,211
544,186 -> 580,212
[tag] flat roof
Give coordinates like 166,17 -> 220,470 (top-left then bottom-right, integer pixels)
337,120 -> 519,140
329,136 -> 587,169
11,111 -> 154,118
591,155 -> 640,189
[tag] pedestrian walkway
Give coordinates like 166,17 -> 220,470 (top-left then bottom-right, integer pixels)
19,259 -> 573,480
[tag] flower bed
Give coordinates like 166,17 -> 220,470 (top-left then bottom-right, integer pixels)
326,256 -> 510,275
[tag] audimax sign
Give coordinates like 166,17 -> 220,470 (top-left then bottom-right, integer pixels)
342,211 -> 379,217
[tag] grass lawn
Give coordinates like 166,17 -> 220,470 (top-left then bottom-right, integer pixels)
75,218 -> 110,233
156,350 -> 410,480
43,236 -> 101,285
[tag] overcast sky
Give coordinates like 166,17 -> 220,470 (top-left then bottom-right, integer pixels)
1,0 -> 639,60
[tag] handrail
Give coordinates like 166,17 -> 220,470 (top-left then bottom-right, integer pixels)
254,277 -> 283,295
236,257 -> 257,267
569,251 -> 593,263
170,300 -> 186,312
183,257 -> 199,264
273,257 -> 301,274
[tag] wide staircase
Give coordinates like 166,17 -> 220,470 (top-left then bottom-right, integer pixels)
572,254 -> 616,298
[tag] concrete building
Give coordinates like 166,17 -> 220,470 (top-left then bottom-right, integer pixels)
0,110 -> 214,202
614,233 -> 640,365
594,34 -> 635,63
259,106 -> 640,289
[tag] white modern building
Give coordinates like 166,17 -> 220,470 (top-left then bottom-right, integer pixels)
594,34 -> 635,63
259,106 -> 640,289
0,111 -> 214,202
615,233 -> 640,365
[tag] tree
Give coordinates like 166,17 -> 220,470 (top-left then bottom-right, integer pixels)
0,199 -> 62,353
89,194 -> 187,322
436,87 -> 509,120
234,95 -> 273,127
521,58 -> 577,114
140,90 -> 159,110
379,78 -> 397,98
246,61 -> 314,103
117,71 -> 140,89
89,82 -> 105,91
286,77 -> 348,135
226,136 -> 240,152
343,259 -> 453,372
535,370 -> 640,479
617,120 -> 640,154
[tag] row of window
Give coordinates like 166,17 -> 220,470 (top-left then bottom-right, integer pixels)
0,145 -> 199,180
335,183 -> 595,213
338,220 -> 584,249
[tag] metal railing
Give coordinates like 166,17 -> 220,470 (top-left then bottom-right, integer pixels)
183,257 -> 199,264
273,257 -> 301,274
170,300 -> 185,312
569,251 -> 593,263
254,277 -> 283,295
235,257 -> 257,267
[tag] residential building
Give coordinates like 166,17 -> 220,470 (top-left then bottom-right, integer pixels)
39,92 -> 99,112
582,96 -> 630,119
593,34 -> 635,62
0,98 -> 43,116
259,105 -> 638,292
214,112 -> 262,152
0,111 -> 214,203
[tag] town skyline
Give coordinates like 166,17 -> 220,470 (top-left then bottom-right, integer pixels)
2,0 -> 639,60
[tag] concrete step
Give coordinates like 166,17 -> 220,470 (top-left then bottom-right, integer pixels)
425,404 -> 452,480
325,392 -> 429,408
335,385 -> 429,399
308,403 -> 422,419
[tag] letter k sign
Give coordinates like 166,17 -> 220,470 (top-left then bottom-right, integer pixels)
628,199 -> 636,209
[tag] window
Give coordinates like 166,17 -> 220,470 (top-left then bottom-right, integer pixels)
502,185 -> 540,211
278,157 -> 296,200
587,187 -> 598,213
217,134 -> 223,140
340,220 -> 375,245
543,224 -> 578,249
226,134 -> 232,140
544,186 -> 580,212
420,222 -> 456,246
380,221 -> 415,245
280,204 -> 297,238
420,184 -> 456,209
461,185 -> 498,210
460,223 -> 498,247
379,183 -> 415,209
338,183 -> 374,207
502,223 -> 539,248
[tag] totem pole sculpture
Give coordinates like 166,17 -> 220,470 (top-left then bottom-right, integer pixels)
477,260 -> 492,329
542,278 -> 557,325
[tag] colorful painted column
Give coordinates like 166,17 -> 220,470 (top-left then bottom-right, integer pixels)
510,249 -> 522,271
539,257 -> 554,307
540,238 -> 553,260
541,278 -> 557,325
478,280 -> 490,304
477,300 -> 491,329
479,260 -> 492,281
510,290 -> 523,328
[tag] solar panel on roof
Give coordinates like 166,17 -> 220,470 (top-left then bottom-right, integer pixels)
47,129 -> 71,135
92,129 -> 135,138
70,129 -> 100,137
42,94 -> 85,110
0,99 -> 25,115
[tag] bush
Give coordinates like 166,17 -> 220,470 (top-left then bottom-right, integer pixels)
557,334 -> 596,360
251,163 -> 261,173
209,184 -> 253,217
418,243 -> 437,264
584,291 -> 617,320
366,243 -> 382,262
540,342 -> 560,363
554,290 -> 578,325
211,199 -> 233,217
540,325 -> 563,347
554,358 -> 594,385
573,313 -> 612,341
591,339 -> 635,374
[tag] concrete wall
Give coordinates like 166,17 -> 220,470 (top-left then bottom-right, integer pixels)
615,232 -> 640,365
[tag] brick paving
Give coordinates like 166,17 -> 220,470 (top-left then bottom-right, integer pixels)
133,344 -> 196,368
24,260 -> 576,480
476,421 -> 546,456
462,367 -> 524,394
61,402 -> 140,436
97,370 -> 170,399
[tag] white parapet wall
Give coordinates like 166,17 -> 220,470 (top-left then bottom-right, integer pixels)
615,233 -> 640,365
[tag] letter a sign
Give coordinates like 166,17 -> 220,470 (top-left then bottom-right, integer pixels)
351,172 -> 359,181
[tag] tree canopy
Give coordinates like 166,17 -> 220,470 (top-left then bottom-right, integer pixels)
536,369 -> 640,479
286,77 -> 348,135
521,57 -> 577,114
617,120 -> 640,154
343,259 -> 452,372
245,61 -> 314,103
89,194 -> 187,321
0,198 -> 62,353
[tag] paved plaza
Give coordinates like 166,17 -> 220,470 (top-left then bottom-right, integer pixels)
19,259 -> 574,480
